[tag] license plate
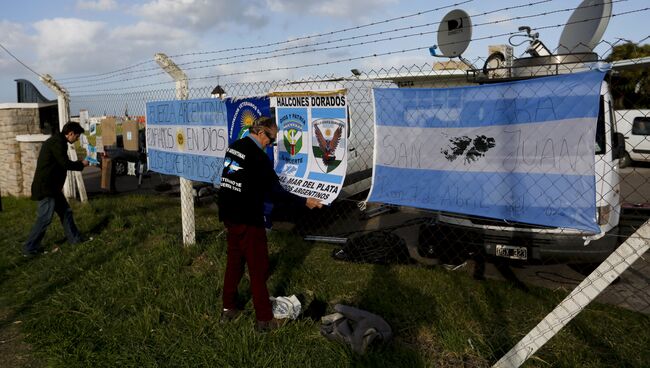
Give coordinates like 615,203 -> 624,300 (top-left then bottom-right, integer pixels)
495,244 -> 528,260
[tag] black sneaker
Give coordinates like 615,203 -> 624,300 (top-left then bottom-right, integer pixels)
220,308 -> 242,323
22,248 -> 48,257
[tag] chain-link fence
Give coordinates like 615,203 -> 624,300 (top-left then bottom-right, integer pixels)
67,38 -> 649,366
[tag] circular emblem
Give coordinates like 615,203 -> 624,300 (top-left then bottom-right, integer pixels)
176,128 -> 185,150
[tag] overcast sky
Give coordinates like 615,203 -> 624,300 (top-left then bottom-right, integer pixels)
1,0 -> 648,103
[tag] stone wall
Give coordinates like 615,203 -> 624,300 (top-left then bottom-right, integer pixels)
0,107 -> 41,196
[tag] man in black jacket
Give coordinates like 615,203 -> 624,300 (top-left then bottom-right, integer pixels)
23,122 -> 89,256
218,116 -> 322,331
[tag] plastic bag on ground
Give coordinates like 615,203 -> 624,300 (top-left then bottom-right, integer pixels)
270,295 -> 301,320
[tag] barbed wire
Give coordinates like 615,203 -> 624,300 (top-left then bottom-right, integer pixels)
0,42 -> 44,78
62,0 -> 561,87
70,11 -> 602,92
69,7 -> 649,95
57,0 -> 475,83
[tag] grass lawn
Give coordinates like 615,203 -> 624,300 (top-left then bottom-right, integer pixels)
0,195 -> 648,367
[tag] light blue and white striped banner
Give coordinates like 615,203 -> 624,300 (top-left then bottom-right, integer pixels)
146,98 -> 228,184
368,71 -> 606,232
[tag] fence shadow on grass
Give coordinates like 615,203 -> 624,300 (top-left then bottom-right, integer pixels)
350,264 -> 439,367
0,238 -> 128,331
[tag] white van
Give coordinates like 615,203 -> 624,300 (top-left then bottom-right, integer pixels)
615,109 -> 650,166
269,78 -> 397,198
426,54 -> 626,263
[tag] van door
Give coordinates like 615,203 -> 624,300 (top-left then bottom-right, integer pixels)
596,86 -> 621,232
340,84 -> 376,196
630,113 -> 650,162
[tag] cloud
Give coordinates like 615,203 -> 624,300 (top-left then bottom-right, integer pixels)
0,21 -> 41,102
266,0 -> 398,19
32,18 -> 106,74
76,0 -> 118,11
312,0 -> 398,19
0,21 -> 33,50
109,21 -> 195,48
135,0 -> 269,32
26,17 -> 198,88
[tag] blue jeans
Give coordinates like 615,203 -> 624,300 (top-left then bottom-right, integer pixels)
23,193 -> 82,253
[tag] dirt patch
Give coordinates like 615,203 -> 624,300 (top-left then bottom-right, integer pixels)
0,308 -> 40,368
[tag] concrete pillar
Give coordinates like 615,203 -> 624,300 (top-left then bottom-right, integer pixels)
16,134 -> 50,197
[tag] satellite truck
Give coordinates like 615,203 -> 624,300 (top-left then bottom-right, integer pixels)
420,0 -> 633,264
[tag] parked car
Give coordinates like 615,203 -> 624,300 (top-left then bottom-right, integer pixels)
615,109 -> 650,167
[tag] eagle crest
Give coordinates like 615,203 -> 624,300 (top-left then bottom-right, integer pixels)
314,124 -> 342,165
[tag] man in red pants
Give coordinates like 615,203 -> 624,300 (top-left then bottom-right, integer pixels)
218,116 -> 322,331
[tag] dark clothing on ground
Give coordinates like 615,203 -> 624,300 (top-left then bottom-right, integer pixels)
31,133 -> 84,200
24,133 -> 84,254
218,136 -> 305,321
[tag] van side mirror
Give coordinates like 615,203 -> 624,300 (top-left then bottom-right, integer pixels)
612,132 -> 626,160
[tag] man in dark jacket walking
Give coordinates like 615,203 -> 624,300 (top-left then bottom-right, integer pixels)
23,122 -> 89,256
218,116 -> 322,331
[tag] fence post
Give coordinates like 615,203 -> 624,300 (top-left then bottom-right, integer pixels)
493,219 -> 650,368
39,74 -> 88,203
154,53 -> 195,246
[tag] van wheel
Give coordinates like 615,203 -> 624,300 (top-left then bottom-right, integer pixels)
619,151 -> 632,168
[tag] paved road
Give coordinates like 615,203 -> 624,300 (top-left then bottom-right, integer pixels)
621,163 -> 650,205
82,166 -> 179,197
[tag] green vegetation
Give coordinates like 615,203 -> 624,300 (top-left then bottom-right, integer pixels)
607,42 -> 650,109
0,195 -> 648,367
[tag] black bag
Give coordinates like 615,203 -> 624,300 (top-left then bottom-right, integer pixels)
332,231 -> 411,265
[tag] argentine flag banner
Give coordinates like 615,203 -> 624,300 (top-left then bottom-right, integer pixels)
368,70 -> 606,233
146,98 -> 229,185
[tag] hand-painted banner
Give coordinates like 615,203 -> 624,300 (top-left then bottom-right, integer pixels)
146,98 -> 228,184
368,71 -> 606,232
224,96 -> 273,161
272,92 -> 348,205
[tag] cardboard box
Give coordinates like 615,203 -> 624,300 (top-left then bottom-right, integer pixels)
101,157 -> 112,190
123,120 -> 139,151
101,117 -> 116,147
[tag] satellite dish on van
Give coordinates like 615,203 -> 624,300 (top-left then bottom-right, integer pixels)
557,0 -> 612,54
437,9 -> 472,57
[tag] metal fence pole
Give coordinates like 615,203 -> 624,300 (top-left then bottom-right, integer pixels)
493,220 -> 650,368
39,74 -> 88,203
155,53 -> 195,246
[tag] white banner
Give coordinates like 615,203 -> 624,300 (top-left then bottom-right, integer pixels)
272,93 -> 348,205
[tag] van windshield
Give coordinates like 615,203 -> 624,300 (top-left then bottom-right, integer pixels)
595,96 -> 605,155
